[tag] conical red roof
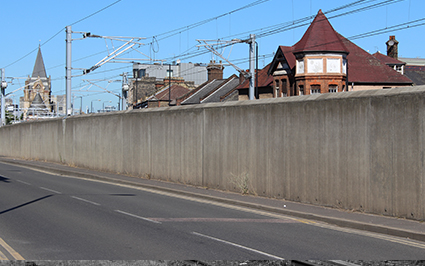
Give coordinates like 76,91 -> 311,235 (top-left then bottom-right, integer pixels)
293,10 -> 348,54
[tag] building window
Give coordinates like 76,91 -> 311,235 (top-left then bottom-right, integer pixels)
282,79 -> 287,97
297,59 -> 304,74
307,58 -> 323,73
342,59 -> 347,74
299,85 -> 304,95
311,85 -> 321,94
133,69 -> 146,79
329,85 -> 338,93
327,58 -> 341,73
275,80 -> 280,97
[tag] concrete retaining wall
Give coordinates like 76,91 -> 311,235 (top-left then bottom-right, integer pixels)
1,86 -> 425,220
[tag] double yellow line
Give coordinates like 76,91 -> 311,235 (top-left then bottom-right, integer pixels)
0,236 -> 24,260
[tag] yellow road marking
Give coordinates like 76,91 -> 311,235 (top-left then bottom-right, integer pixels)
0,249 -> 8,260
41,173 -> 425,250
0,237 -> 24,260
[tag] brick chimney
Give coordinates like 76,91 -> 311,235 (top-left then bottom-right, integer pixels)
386,35 -> 399,60
207,60 -> 224,81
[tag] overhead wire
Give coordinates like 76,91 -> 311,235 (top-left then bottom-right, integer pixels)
2,0 -> 123,70
155,0 -> 420,81
160,0 -> 411,65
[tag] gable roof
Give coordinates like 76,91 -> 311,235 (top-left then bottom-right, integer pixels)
267,46 -> 296,77
32,47 -> 47,78
293,10 -> 348,54
147,84 -> 191,101
201,75 -> 239,103
238,63 -> 274,90
372,52 -> 406,66
340,35 -> 412,84
181,79 -> 225,105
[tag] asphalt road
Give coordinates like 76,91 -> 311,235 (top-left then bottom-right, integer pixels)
1,162 -> 425,260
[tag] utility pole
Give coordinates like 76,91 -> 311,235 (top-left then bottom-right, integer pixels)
168,64 -> 171,105
66,26 -> 72,116
1,69 -> 7,126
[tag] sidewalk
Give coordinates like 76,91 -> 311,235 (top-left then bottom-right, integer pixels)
1,156 -> 425,242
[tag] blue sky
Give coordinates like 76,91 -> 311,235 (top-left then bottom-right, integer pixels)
0,0 -> 424,112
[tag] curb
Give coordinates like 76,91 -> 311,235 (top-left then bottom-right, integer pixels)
2,157 -> 425,243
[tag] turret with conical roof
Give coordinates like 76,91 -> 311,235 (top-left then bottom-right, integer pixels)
293,10 -> 348,55
32,46 -> 47,78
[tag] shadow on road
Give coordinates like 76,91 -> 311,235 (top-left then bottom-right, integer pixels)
0,176 -> 10,183
0,195 -> 53,215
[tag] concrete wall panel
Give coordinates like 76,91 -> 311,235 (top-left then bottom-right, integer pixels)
1,86 -> 425,220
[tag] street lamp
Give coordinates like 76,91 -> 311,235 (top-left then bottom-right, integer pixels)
90,99 -> 100,113
103,100 -> 112,113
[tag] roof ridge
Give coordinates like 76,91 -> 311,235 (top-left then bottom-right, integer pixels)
201,76 -> 237,103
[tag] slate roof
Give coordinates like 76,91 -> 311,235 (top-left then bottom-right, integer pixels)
32,47 -> 47,78
181,79 -> 225,105
201,75 -> 239,103
30,93 -> 46,108
404,66 -> 425,85
292,10 -> 348,54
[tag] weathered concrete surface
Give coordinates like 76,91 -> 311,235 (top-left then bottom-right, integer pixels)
1,86 -> 425,220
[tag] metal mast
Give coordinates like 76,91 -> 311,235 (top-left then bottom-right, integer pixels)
197,34 -> 256,100
1,69 -> 7,126
248,34 -> 256,100
66,26 -> 72,116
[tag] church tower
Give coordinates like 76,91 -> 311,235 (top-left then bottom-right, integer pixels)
23,46 -> 52,119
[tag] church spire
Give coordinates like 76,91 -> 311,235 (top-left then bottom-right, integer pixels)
32,46 -> 47,78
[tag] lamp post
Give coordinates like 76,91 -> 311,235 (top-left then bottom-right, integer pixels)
103,100 -> 112,112
91,99 -> 100,113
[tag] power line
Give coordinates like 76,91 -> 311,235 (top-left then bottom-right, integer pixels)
160,0 -> 410,64
70,0 -> 123,26
152,0 -> 271,42
2,0 -> 123,69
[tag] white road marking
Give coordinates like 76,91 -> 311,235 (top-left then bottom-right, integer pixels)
39,187 -> 61,194
115,210 -> 162,224
193,231 -> 284,260
71,196 -> 100,206
16,180 -> 31,185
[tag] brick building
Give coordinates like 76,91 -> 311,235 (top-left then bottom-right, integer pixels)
237,9 -> 412,99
